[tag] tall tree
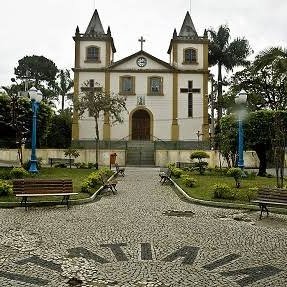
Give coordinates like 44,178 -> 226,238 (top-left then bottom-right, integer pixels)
229,47 -> 287,111
14,55 -> 58,100
0,84 -> 53,165
208,25 -> 252,120
75,82 -> 127,169
54,69 -> 73,111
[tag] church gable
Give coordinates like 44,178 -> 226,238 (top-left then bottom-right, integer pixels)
108,51 -> 175,71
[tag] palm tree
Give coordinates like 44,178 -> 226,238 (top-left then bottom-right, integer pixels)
208,25 -> 252,120
253,47 -> 287,74
55,69 -> 73,111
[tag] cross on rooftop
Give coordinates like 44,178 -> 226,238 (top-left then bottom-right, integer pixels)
138,36 -> 145,50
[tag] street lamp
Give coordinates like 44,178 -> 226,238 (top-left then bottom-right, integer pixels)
235,90 -> 247,169
28,87 -> 42,173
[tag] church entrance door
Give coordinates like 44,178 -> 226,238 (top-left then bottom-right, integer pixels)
132,110 -> 150,140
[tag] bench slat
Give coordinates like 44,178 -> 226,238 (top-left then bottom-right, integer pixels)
15,193 -> 78,197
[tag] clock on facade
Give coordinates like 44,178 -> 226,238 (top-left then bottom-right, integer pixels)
136,57 -> 147,67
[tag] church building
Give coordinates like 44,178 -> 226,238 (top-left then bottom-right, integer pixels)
72,9 -> 209,147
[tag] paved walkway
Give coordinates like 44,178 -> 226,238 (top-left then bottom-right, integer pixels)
0,167 -> 287,287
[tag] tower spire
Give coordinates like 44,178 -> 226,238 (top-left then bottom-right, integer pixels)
85,9 -> 105,35
179,11 -> 198,38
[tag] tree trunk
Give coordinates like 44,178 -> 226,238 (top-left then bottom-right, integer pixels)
217,63 -> 223,121
61,94 -> 65,111
95,117 -> 99,170
254,144 -> 267,177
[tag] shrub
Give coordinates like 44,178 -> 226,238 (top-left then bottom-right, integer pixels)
98,166 -> 113,177
74,162 -> 81,169
244,187 -> 258,202
64,148 -> 80,168
0,180 -> 12,196
10,167 -> 29,179
170,167 -> 183,178
87,172 -> 102,188
0,168 -> 12,180
88,162 -> 94,169
212,183 -> 235,200
227,167 -> 243,188
245,170 -> 257,180
54,163 -> 67,168
190,150 -> 210,160
190,150 -> 209,175
81,179 -> 92,194
181,175 -> 197,187
79,162 -> 87,169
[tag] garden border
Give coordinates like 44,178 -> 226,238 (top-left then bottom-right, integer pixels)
170,177 -> 287,216
0,172 -> 118,209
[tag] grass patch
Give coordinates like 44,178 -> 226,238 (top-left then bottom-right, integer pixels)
0,167 -> 106,202
174,171 -> 277,203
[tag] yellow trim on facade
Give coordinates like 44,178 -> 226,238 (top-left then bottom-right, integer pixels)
103,71 -> 111,140
75,37 -> 80,68
171,72 -> 179,140
172,42 -> 178,66
72,71 -> 79,140
202,73 -> 209,140
129,107 -> 154,141
105,41 -> 111,66
203,43 -> 208,70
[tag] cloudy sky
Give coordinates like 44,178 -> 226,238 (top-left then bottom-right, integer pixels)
0,0 -> 286,86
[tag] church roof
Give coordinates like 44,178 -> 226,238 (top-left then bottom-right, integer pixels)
108,50 -> 175,71
178,11 -> 198,38
85,9 -> 105,35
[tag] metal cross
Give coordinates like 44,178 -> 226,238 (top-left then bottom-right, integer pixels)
138,36 -> 146,50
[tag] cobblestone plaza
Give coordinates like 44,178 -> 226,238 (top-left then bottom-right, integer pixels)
0,167 -> 287,286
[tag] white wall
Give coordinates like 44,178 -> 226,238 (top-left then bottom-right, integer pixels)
0,149 -> 262,168
177,43 -> 204,70
79,41 -> 107,68
177,73 -> 204,140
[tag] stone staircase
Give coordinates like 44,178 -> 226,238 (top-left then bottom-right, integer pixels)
126,141 -> 155,166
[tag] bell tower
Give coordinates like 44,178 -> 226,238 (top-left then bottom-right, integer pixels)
167,12 -> 209,141
72,9 -> 116,141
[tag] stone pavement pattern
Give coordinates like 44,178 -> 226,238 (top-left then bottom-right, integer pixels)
0,167 -> 287,286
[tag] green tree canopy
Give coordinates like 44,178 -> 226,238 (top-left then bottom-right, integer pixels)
14,55 -> 58,88
208,25 -> 252,120
229,47 -> 287,111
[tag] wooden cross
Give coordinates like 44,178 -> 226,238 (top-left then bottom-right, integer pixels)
180,81 -> 201,118
138,36 -> 145,50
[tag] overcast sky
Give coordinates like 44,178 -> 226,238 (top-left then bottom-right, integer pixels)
0,0 -> 286,86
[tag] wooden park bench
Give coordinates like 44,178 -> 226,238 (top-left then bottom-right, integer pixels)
13,179 -> 78,211
252,187 -> 287,219
115,163 -> 125,176
159,168 -> 172,185
48,158 -> 74,167
100,175 -> 118,195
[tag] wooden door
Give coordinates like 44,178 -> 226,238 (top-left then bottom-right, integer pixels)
132,110 -> 150,140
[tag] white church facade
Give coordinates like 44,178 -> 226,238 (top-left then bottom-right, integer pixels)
72,10 -> 209,146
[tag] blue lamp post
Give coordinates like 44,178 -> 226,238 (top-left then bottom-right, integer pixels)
28,87 -> 42,173
235,90 -> 247,169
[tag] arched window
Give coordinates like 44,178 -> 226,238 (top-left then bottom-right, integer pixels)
86,46 -> 100,62
184,48 -> 197,64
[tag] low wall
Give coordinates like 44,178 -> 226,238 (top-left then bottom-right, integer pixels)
0,149 -> 126,166
155,150 -> 260,168
0,148 -> 278,168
